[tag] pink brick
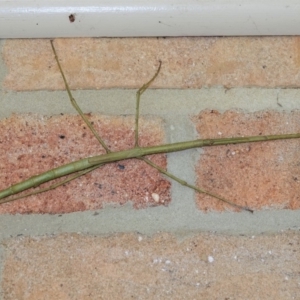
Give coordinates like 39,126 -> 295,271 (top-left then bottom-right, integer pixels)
3,37 -> 300,91
193,110 -> 300,212
0,114 -> 170,214
2,232 -> 299,299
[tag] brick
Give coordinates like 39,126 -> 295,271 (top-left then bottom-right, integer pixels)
3,37 -> 300,91
2,232 -> 300,299
193,110 -> 300,212
0,114 -> 170,214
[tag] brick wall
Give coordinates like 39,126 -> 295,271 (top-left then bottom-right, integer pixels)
0,38 -> 300,299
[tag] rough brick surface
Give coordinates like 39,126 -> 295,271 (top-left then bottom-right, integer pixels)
194,110 -> 300,212
0,114 -> 170,214
2,232 -> 300,299
3,37 -> 300,91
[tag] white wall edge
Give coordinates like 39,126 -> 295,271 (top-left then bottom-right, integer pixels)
1,0 -> 300,38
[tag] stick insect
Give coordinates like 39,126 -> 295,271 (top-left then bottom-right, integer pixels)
0,40 -> 300,213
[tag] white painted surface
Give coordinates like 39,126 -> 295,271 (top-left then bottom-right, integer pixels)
0,0 -> 300,38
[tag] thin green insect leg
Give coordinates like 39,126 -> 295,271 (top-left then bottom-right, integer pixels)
50,40 -> 111,153
135,61 -> 162,147
140,157 -> 253,213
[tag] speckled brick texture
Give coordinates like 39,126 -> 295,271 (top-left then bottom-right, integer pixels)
2,232 -> 300,299
194,110 -> 300,212
3,37 -> 300,91
0,114 -> 170,214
